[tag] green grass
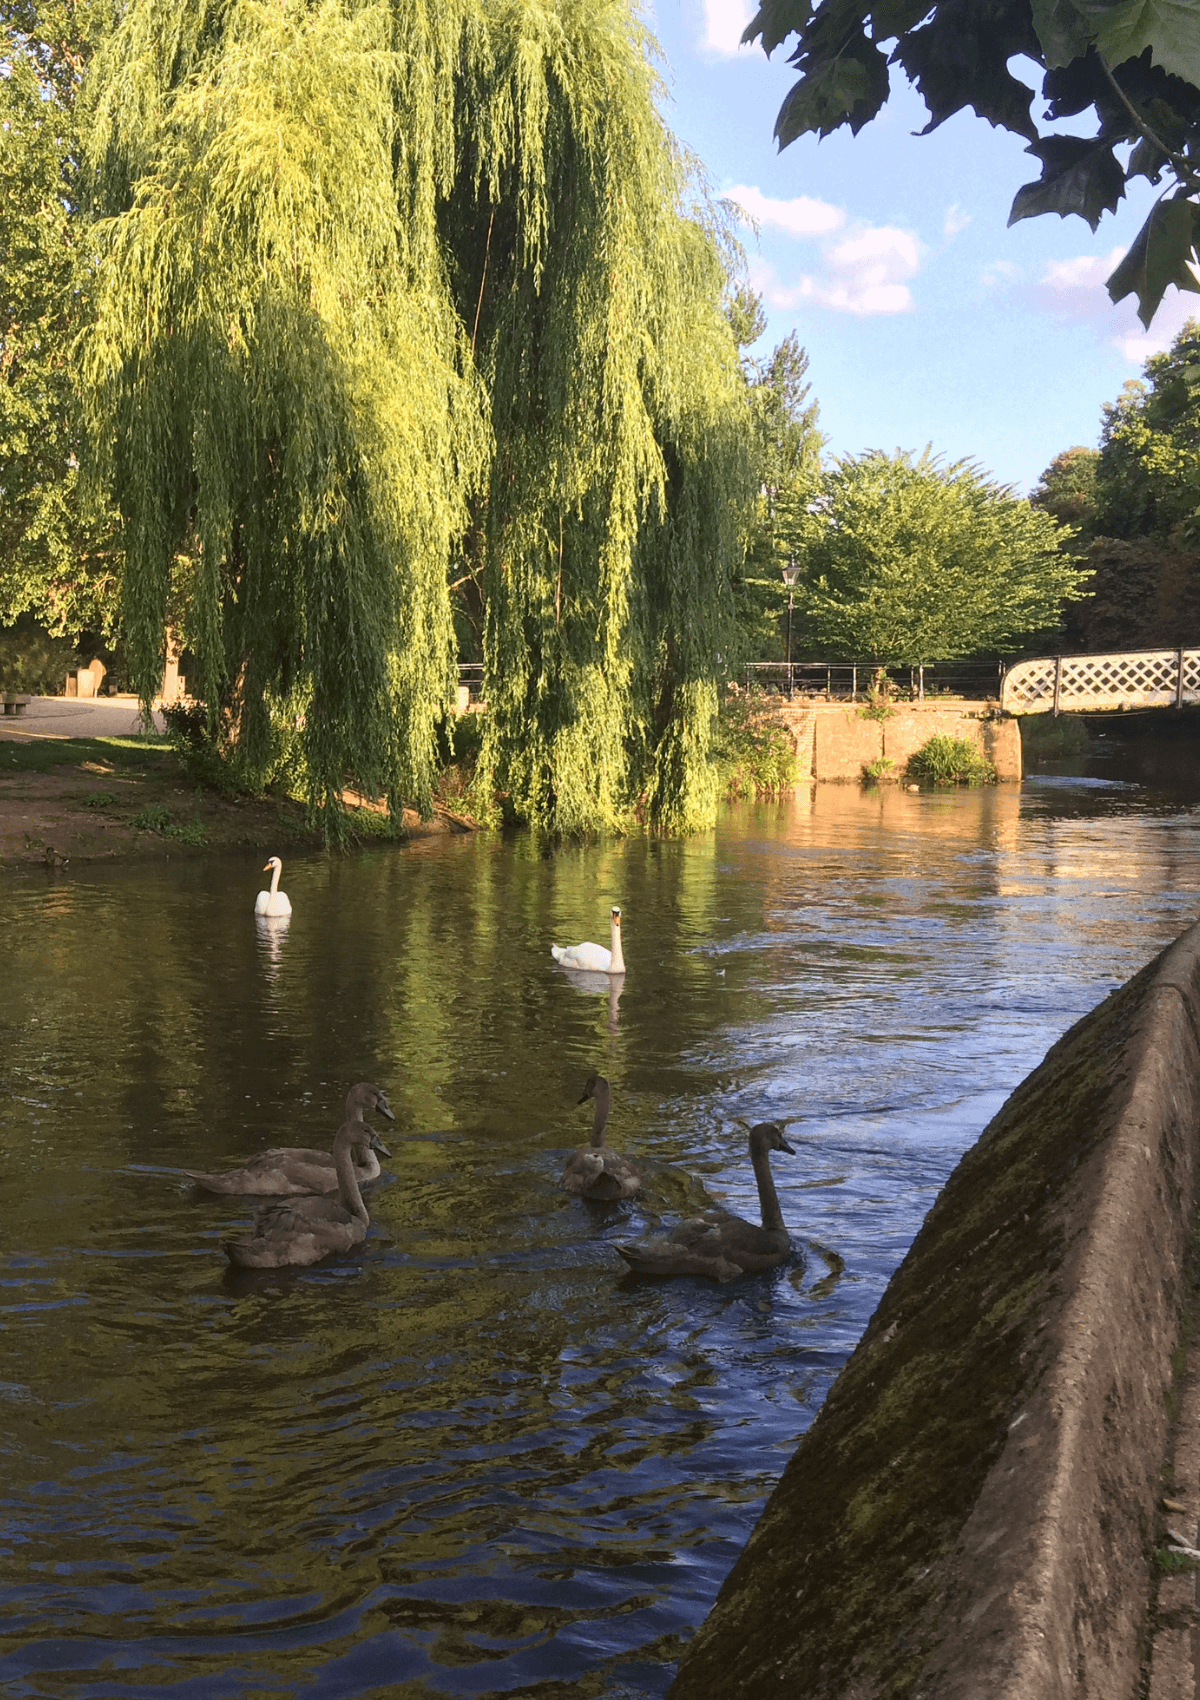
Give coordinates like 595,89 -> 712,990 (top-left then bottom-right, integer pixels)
81,791 -> 122,808
131,801 -> 208,845
0,734 -> 174,774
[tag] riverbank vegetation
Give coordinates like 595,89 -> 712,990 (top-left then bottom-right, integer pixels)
0,0 -> 1130,842
905,734 -> 996,787
712,691 -> 798,802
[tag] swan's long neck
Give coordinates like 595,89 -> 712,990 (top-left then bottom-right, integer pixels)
609,916 -> 625,974
269,861 -> 281,897
333,1126 -> 370,1225
751,1142 -> 786,1233
590,1085 -> 611,1148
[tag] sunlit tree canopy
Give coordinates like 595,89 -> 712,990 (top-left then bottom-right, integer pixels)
798,449 -> 1091,663
77,0 -> 754,834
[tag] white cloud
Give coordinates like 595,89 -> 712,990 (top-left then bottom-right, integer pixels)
728,179 -> 921,317
943,204 -> 971,241
701,0 -> 756,54
1033,246 -> 1200,364
723,184 -> 846,239
751,228 -> 919,316
979,259 -> 1021,290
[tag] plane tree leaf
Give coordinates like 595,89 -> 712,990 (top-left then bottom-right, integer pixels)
776,33 -> 890,140
1008,134 -> 1127,226
1107,194 -> 1200,325
742,0 -> 1200,324
743,0 -> 814,53
896,5 -> 1040,138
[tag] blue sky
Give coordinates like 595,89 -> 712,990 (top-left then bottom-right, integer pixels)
645,0 -> 1197,493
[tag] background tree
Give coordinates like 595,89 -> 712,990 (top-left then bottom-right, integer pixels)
0,1 -> 118,638
79,0 -> 754,834
1094,317 -> 1200,540
730,305 -> 825,660
1030,447 -> 1100,539
1051,317 -> 1200,649
744,0 -> 1200,328
798,449 -> 1089,662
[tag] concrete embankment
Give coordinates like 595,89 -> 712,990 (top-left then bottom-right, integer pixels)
668,921 -> 1200,1700
766,699 -> 1022,782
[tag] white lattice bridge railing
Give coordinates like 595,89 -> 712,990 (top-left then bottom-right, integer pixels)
1001,648 -> 1200,714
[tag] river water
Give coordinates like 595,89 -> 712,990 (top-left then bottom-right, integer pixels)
4,734 -> 1200,1699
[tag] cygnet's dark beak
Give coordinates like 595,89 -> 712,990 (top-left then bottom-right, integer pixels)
376,1095 -> 395,1121
370,1131 -> 392,1158
779,1134 -> 796,1155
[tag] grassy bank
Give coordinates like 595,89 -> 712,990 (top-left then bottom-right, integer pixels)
0,730 -> 457,868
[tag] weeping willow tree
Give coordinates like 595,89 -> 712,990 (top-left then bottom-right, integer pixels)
78,0 -> 753,832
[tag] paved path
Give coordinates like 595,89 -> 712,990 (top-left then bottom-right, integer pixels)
0,696 -> 165,740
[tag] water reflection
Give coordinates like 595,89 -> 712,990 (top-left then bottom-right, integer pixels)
254,912 -> 290,981
3,775 -> 1200,1697
557,965 -> 625,1031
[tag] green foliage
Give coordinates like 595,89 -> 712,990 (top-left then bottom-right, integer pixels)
862,756 -> 895,783
1030,448 -> 1100,540
799,449 -> 1091,663
0,617 -> 78,692
78,0 -> 754,839
734,324 -> 826,660
131,801 -> 206,843
0,2 -> 120,636
1095,318 -> 1200,542
81,790 -> 121,807
712,690 -> 797,801
130,803 -> 171,831
1155,1546 -> 1199,1575
742,0 -> 1200,328
857,672 -> 896,722
905,734 -> 996,787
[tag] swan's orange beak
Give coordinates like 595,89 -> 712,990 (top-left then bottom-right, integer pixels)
262,862 -> 273,872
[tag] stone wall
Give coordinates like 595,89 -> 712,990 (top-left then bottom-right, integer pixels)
768,699 -> 1021,783
668,920 -> 1200,1700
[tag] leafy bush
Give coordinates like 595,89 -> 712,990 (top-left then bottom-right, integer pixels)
160,697 -> 244,796
905,734 -> 996,787
82,791 -> 121,808
714,690 -> 798,801
862,757 -> 895,784
0,619 -> 79,694
434,709 -> 485,805
160,698 -> 210,748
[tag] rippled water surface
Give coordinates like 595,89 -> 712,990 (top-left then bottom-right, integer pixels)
4,757 -> 1200,1698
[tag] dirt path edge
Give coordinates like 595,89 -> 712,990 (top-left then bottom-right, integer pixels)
668,921 -> 1200,1700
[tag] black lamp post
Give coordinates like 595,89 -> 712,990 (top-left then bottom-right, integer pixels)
781,559 -> 800,698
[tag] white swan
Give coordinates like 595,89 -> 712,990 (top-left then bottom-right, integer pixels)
255,856 -> 292,917
551,906 -> 624,974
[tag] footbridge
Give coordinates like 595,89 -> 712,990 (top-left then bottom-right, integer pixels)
1001,647 -> 1200,715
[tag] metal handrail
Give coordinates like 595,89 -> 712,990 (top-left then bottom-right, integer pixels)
740,660 -> 1006,702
